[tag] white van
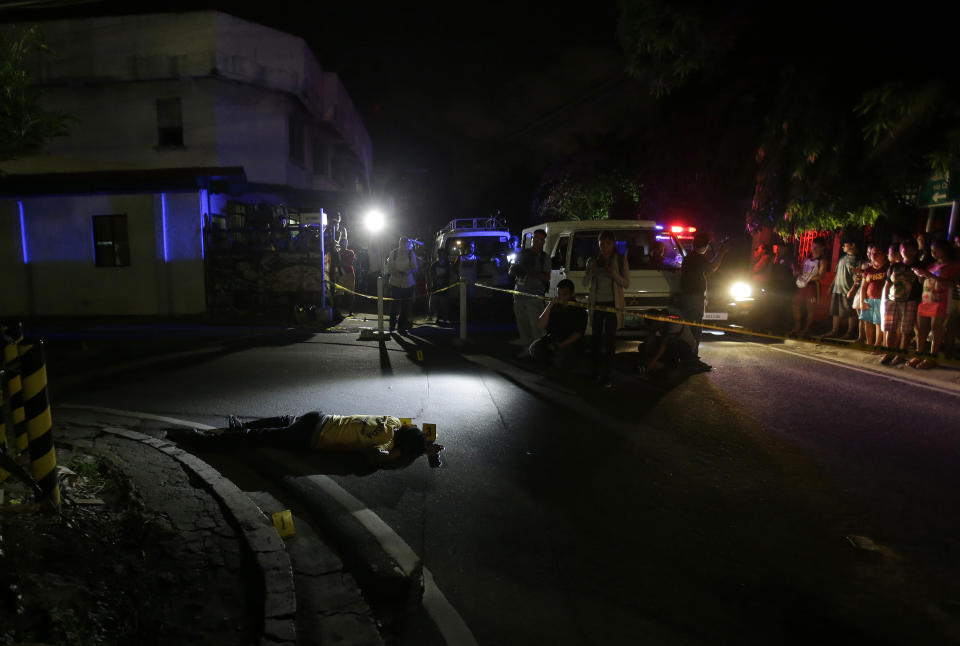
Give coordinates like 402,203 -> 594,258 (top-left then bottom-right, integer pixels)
431,217 -> 513,286
520,220 -> 689,328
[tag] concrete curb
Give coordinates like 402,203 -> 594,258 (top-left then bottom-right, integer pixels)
780,338 -> 960,394
256,450 -> 425,613
64,426 -> 298,646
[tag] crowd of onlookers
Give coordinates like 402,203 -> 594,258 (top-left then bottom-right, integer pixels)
515,227 -> 960,387
324,218 -> 960,381
788,232 -> 960,368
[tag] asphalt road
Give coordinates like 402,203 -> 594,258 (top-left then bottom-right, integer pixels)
55,330 -> 960,645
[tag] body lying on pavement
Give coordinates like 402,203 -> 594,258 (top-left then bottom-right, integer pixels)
168,413 -> 444,469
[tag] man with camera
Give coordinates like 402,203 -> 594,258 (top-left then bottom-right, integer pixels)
529,278 -> 587,370
680,232 -> 728,366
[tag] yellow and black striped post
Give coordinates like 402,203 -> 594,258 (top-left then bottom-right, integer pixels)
1,324 -> 29,455
19,340 -> 59,508
1,324 -> 28,486
0,367 -> 8,484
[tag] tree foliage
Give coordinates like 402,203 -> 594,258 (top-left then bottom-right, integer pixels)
531,152 -> 642,222
618,0 -> 960,234
0,25 -> 70,164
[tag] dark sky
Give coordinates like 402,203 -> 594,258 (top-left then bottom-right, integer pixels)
5,1 -> 636,232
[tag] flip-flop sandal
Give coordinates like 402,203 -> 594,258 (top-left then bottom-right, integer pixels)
907,357 -> 923,368
880,354 -> 895,365
917,359 -> 938,370
890,356 -> 907,366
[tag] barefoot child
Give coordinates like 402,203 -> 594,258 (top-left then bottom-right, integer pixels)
859,243 -> 889,350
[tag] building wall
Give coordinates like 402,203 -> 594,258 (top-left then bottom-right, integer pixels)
0,11 -> 371,186
0,193 -> 205,316
2,79 -> 219,175
212,82 -> 295,186
0,201 -> 31,315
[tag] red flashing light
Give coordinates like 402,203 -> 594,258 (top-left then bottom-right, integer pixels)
687,226 -> 697,233
670,225 -> 697,234
670,226 -> 683,233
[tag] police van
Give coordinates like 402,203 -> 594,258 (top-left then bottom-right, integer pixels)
519,220 -> 691,328
430,217 -> 514,286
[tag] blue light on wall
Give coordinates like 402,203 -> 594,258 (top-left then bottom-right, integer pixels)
198,189 -> 208,259
161,192 -> 169,262
18,201 -> 28,263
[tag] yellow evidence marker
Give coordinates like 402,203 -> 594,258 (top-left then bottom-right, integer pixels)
399,418 -> 413,426
272,509 -> 296,538
422,423 -> 437,442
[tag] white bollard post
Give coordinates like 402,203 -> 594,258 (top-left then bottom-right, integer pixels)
377,275 -> 385,335
458,279 -> 467,343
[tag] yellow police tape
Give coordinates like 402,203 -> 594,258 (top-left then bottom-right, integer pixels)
470,282 -> 960,369
322,278 -> 959,369
330,281 -> 460,302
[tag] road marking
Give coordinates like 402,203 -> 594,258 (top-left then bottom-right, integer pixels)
54,404 -> 479,646
764,345 -> 960,397
56,404 -> 217,429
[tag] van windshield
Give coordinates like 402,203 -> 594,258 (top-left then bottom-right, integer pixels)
442,236 -> 511,262
567,230 -> 683,270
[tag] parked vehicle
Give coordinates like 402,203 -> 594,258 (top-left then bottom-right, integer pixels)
520,220 -> 689,329
430,217 -> 514,286
702,237 -> 761,326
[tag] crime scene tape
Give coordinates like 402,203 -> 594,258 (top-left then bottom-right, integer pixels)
330,280 -> 462,302
471,282 -> 960,368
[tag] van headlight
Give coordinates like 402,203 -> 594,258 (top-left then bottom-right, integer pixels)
729,281 -> 752,301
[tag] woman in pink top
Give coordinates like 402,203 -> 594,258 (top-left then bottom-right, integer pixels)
910,238 -> 960,369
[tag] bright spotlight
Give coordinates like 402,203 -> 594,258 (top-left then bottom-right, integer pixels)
364,209 -> 385,232
729,281 -> 752,301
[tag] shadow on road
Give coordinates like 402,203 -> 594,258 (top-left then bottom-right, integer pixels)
378,338 -> 393,376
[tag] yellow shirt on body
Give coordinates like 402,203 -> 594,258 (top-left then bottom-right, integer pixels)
311,415 -> 399,452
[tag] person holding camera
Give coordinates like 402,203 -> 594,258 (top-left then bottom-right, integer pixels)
680,232 -> 728,363
529,278 -> 587,371
509,229 -> 551,358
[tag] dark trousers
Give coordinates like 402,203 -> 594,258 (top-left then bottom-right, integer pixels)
591,307 -> 617,380
679,293 -> 705,355
231,412 -> 322,448
390,285 -> 414,331
530,335 -> 580,370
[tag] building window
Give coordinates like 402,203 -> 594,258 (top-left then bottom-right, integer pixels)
92,215 -> 130,267
288,117 -> 304,167
312,138 -> 327,176
156,97 -> 183,147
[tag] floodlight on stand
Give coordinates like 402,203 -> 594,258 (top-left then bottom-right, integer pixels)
364,209 -> 385,232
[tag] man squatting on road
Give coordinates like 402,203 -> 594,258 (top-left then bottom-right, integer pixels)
173,413 -> 444,468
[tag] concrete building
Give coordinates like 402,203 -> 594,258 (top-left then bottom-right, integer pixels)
0,11 -> 372,316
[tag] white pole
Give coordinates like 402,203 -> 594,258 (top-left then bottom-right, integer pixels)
377,275 -> 385,335
459,279 -> 467,342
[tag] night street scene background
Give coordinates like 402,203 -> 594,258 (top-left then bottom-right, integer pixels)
1,1 -> 959,645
